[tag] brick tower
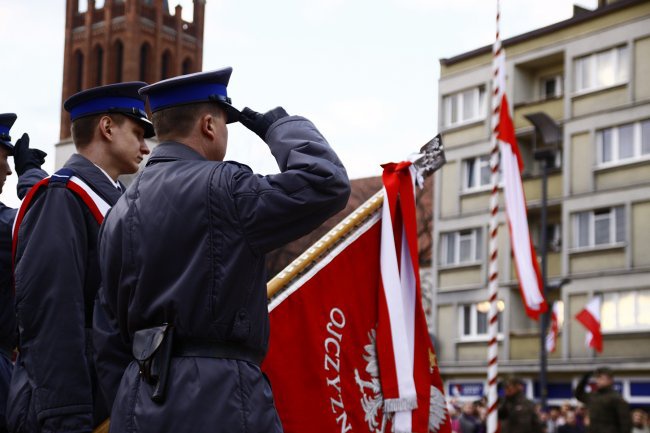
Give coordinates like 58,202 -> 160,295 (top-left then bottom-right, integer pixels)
59,0 -> 206,140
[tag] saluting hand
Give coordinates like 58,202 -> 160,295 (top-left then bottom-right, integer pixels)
239,106 -> 289,141
13,133 -> 47,176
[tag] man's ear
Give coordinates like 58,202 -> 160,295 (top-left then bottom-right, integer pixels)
98,115 -> 113,142
200,113 -> 215,141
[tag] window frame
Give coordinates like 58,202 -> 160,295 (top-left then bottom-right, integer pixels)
601,289 -> 650,333
458,303 -> 504,341
596,119 -> 650,168
572,206 -> 625,251
443,86 -> 486,128
440,228 -> 483,267
574,45 -> 629,95
540,74 -> 563,100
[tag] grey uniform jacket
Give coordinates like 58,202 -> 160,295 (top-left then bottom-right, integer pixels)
94,115 -> 351,433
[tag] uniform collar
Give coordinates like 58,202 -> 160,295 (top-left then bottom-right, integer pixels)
146,141 -> 207,165
63,154 -> 123,205
93,163 -> 121,190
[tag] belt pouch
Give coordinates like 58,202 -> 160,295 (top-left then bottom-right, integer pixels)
132,324 -> 174,404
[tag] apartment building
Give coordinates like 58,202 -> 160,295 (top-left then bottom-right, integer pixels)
433,0 -> 650,407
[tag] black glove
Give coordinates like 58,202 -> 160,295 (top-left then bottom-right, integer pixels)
13,133 -> 47,176
239,107 -> 289,141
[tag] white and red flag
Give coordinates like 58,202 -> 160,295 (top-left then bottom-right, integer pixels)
262,162 -> 451,433
545,302 -> 561,353
575,296 -> 603,353
496,95 -> 548,320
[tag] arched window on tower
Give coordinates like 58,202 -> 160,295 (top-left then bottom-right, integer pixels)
161,50 -> 172,80
140,43 -> 151,82
74,50 -> 84,92
113,40 -> 124,83
182,57 -> 193,75
94,44 -> 104,86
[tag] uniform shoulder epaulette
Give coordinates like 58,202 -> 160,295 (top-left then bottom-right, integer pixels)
11,167 -> 112,268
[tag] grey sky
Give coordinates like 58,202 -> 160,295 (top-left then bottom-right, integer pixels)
0,0 -> 597,207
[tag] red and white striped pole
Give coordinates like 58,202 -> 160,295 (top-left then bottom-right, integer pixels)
486,2 -> 503,433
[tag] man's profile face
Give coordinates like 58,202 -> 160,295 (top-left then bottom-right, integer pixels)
595,373 -> 613,389
0,146 -> 12,195
504,383 -> 518,397
108,117 -> 150,175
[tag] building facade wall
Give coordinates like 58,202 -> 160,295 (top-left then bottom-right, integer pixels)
433,0 -> 650,402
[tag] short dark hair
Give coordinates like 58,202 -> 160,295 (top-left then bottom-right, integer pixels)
70,113 -> 127,149
504,376 -> 523,387
594,367 -> 613,377
152,102 -> 224,140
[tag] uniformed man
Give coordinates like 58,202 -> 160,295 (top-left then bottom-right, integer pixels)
575,367 -> 631,433
0,113 -> 47,433
498,376 -> 543,433
93,67 -> 351,433
7,83 -> 153,433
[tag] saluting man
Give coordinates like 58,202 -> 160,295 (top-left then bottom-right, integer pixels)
0,113 -> 47,433
8,83 -> 153,433
93,67 -> 351,433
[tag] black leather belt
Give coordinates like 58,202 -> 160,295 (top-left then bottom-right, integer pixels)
173,340 -> 264,367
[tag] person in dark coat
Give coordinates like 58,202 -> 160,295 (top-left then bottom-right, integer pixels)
558,410 -> 585,433
459,401 -> 482,433
574,367 -> 631,433
0,114 -> 47,433
7,83 -> 153,433
498,376 -> 543,433
93,67 -> 351,433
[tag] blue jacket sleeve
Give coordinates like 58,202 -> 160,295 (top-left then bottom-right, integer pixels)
227,115 -> 351,253
14,188 -> 93,431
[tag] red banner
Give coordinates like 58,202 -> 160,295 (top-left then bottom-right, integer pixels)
263,163 -> 450,433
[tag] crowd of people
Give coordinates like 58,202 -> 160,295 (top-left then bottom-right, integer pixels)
447,370 -> 650,433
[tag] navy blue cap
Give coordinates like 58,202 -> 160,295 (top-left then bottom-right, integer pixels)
0,113 -> 17,154
64,82 -> 155,138
139,67 -> 240,124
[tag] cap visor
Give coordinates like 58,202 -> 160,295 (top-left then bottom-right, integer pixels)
220,103 -> 241,124
0,141 -> 14,155
124,113 -> 156,138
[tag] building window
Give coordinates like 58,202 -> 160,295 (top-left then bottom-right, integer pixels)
140,43 -> 151,82
574,45 -> 628,93
597,120 -> 650,166
94,45 -> 104,86
573,207 -> 625,249
460,301 -> 504,339
465,156 -> 489,190
601,289 -> 650,332
161,50 -> 172,80
532,223 -> 562,252
74,50 -> 84,92
114,40 -> 124,83
440,228 -> 482,266
540,75 -> 563,100
443,86 -> 486,127
182,57 -> 193,75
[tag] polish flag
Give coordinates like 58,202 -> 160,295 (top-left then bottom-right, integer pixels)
497,95 -> 548,320
575,296 -> 603,352
545,302 -> 561,353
